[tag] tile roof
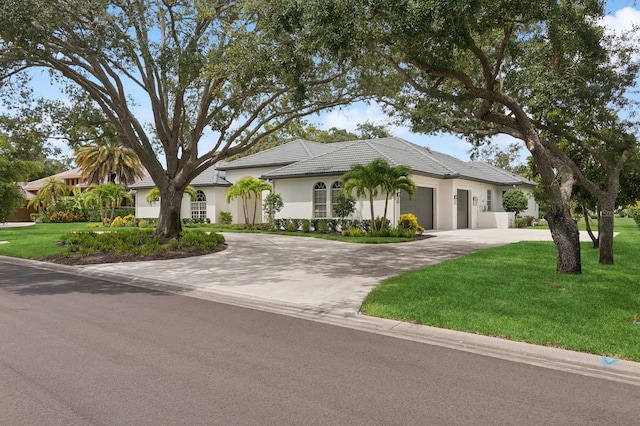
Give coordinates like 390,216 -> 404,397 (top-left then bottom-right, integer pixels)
217,139 -> 345,170
260,137 -> 534,186
127,164 -> 231,189
22,167 -> 84,192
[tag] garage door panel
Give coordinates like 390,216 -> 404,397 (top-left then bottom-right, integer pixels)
400,187 -> 433,230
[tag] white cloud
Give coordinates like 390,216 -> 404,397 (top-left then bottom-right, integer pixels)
601,7 -> 640,34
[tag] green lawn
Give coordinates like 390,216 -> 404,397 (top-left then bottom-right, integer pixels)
361,218 -> 640,361
0,223 -> 96,258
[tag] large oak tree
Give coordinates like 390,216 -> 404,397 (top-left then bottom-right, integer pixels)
280,0 -> 640,272
0,0 -> 361,238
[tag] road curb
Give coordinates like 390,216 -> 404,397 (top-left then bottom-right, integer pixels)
3,254 -> 640,387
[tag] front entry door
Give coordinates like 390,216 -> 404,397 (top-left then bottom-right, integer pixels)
456,189 -> 469,229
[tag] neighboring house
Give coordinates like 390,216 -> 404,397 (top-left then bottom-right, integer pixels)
130,138 -> 538,229
11,167 -> 148,222
10,168 -> 88,221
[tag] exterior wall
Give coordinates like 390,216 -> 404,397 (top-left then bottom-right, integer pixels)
226,167 -> 277,224
132,170 -> 539,229
477,212 -> 515,229
272,176 -> 391,222
134,187 -> 230,223
436,179 -> 455,230
135,188 -> 159,219
226,167 -> 278,183
212,187 -> 231,223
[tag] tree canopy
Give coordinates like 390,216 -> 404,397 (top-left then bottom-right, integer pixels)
0,0 -> 362,238
281,0 -> 640,273
0,135 -> 42,222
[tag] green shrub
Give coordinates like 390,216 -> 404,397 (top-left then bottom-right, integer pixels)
628,206 -> 640,227
328,219 -> 339,232
522,215 -> 535,227
285,219 -> 298,232
514,217 -> 526,228
301,219 -> 311,232
398,228 -> 415,238
349,227 -> 363,237
317,219 -> 329,233
375,217 -> 391,230
60,229 -> 225,257
219,211 -> 233,225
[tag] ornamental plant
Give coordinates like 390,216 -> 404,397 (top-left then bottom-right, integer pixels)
502,189 -> 529,216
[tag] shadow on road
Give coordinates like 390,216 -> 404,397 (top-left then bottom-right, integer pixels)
0,264 -> 171,297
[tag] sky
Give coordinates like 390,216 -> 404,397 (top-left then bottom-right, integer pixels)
7,0 -> 640,164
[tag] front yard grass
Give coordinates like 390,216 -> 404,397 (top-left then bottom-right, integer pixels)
0,223 -> 95,258
361,218 -> 640,361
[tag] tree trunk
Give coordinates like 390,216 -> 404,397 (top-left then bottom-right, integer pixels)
369,193 -> 376,231
242,198 -> 250,226
156,186 -> 184,239
382,195 -> 390,229
597,199 -> 616,265
252,194 -> 258,226
545,205 -> 582,274
582,202 -> 598,249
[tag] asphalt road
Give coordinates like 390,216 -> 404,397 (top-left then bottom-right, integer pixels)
1,260 -> 639,425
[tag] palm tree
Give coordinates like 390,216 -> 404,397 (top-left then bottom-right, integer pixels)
74,138 -> 145,186
146,186 -> 197,206
341,159 -> 386,231
84,182 -> 133,222
27,177 -> 70,212
380,164 -> 416,228
226,177 -> 272,226
342,158 -> 416,231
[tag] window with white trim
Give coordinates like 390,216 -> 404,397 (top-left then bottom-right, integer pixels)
191,190 -> 207,219
486,189 -> 492,211
313,182 -> 327,218
330,181 -> 342,218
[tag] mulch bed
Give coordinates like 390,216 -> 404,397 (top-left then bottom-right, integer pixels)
38,243 -> 228,266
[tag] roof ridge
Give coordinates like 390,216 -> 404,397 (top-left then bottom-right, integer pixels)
298,139 -> 314,157
413,146 -> 459,175
365,141 -> 398,166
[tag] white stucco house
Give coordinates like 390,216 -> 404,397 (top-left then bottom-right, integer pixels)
129,137 -> 538,230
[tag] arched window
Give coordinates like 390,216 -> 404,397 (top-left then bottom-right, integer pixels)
313,182 -> 327,218
331,181 -> 342,218
191,190 -> 207,219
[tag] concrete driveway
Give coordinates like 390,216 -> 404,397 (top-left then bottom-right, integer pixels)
81,228 -> 592,317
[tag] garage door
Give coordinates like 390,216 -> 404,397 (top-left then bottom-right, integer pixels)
400,187 -> 434,230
